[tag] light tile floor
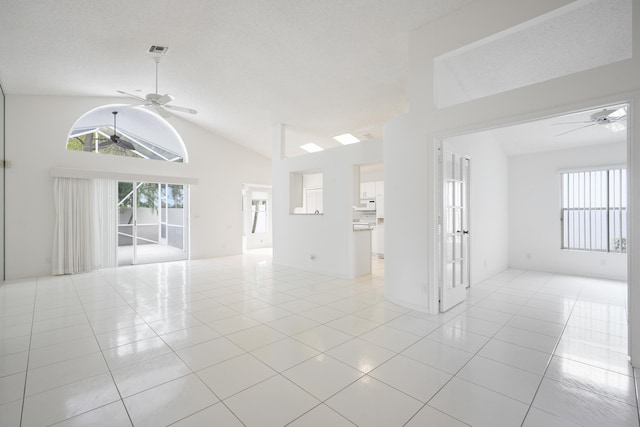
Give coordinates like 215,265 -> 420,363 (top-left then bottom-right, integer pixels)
0,252 -> 638,426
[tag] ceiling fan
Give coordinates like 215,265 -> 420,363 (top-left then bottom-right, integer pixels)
553,106 -> 627,136
117,57 -> 197,118
97,111 -> 136,150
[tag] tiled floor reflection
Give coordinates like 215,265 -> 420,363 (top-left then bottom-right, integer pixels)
0,252 -> 637,426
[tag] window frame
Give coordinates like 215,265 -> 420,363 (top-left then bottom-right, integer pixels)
560,166 -> 627,253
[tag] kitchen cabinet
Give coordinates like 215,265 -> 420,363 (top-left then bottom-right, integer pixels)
353,229 -> 372,276
376,195 -> 384,219
360,181 -> 384,199
372,227 -> 378,253
376,224 -> 384,258
375,181 -> 384,197
360,182 -> 376,199
305,188 -> 323,214
376,181 -> 384,218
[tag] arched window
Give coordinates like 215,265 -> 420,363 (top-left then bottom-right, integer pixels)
67,104 -> 187,162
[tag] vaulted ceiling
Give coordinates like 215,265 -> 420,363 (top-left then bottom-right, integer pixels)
0,0 -> 471,158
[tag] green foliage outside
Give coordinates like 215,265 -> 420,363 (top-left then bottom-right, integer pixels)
612,237 -> 627,253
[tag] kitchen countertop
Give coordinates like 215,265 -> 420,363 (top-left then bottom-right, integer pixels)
353,222 -> 373,231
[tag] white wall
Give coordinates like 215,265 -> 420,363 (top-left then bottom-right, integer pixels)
0,84 -> 4,280
5,95 -> 271,279
383,0 -> 639,316
360,166 -> 384,183
445,132 -> 510,284
383,113 -> 432,310
272,125 -> 383,278
509,142 -> 627,280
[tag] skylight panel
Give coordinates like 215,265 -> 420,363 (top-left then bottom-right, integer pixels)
333,133 -> 360,145
300,143 -> 324,153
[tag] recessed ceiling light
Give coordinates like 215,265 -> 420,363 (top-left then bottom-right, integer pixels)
333,133 -> 360,145
300,143 -> 324,153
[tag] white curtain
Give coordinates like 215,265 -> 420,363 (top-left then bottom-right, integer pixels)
94,179 -> 117,269
52,177 -> 96,275
52,177 -> 118,275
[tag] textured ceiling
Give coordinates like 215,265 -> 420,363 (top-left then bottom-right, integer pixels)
435,0 -> 632,108
0,0 -> 471,158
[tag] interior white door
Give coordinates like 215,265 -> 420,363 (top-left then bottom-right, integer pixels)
440,150 -> 470,312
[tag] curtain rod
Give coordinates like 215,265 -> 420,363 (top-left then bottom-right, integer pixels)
50,167 -> 199,185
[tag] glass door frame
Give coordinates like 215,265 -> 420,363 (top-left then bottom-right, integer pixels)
117,180 -> 189,266
438,144 -> 471,312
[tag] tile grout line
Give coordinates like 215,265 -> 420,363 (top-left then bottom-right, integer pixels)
71,270 -> 136,427
405,270 -> 560,426
518,275 -> 582,427
18,277 -> 38,427
401,272 -> 528,426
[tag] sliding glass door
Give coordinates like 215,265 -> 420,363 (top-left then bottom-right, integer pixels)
117,181 -> 188,266
118,182 -> 135,265
160,184 -> 186,252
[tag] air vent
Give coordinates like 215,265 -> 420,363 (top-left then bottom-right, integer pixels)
147,45 -> 169,55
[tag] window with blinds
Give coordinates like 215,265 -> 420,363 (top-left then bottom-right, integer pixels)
561,168 -> 627,253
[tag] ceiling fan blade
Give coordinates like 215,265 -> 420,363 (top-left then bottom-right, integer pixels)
555,123 -> 598,137
551,121 -> 592,125
607,116 -> 627,122
156,94 -> 175,105
117,140 -> 136,150
151,105 -> 172,118
164,104 -> 197,114
609,106 -> 628,119
98,140 -> 113,149
117,90 -> 147,102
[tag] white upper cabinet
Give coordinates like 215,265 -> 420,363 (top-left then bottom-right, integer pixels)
361,181 -> 384,199
375,181 -> 384,197
360,182 -> 376,199
360,181 -> 384,217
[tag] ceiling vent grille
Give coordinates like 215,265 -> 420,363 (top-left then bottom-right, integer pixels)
147,45 -> 169,55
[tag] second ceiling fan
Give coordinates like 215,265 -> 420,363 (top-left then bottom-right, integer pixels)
553,106 -> 627,136
97,111 -> 135,150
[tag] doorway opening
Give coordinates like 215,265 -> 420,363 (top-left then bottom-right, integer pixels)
436,103 -> 629,312
356,162 -> 385,261
243,185 -> 272,252
118,181 -> 189,265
